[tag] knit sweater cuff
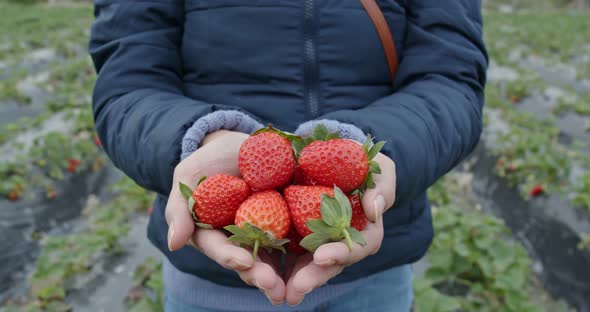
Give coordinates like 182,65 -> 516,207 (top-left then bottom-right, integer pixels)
295,119 -> 367,143
181,111 -> 263,160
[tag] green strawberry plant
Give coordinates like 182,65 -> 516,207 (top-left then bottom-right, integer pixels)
125,257 -> 164,312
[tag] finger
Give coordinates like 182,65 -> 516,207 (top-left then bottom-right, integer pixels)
313,216 -> 384,267
189,229 -> 254,271
238,261 -> 278,292
361,154 -> 396,221
165,182 -> 195,251
243,251 -> 286,305
286,258 -> 343,306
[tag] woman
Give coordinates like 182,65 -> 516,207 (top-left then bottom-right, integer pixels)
89,0 -> 487,311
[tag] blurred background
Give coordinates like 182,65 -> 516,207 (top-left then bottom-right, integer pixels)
0,0 -> 589,311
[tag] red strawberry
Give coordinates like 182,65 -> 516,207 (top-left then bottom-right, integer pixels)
238,126 -> 297,191
67,158 -> 81,173
8,190 -> 19,202
529,184 -> 544,197
179,175 -> 250,229
286,226 -> 307,255
298,136 -> 384,193
348,194 -> 368,231
284,185 -> 366,252
225,190 -> 291,259
94,135 -> 102,147
284,185 -> 333,237
292,166 -> 317,186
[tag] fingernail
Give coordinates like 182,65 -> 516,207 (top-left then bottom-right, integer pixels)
288,293 -> 309,306
167,222 -> 175,251
230,259 -> 251,270
255,280 -> 270,292
263,291 -> 283,306
374,195 -> 385,220
296,288 -> 314,295
316,258 -> 335,266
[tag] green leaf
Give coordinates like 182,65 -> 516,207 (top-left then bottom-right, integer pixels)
300,232 -> 331,252
367,141 -> 386,160
306,219 -> 334,234
223,225 -> 248,236
333,186 -> 352,224
292,138 -> 307,158
179,182 -> 193,200
187,197 -> 198,222
453,241 -> 470,257
365,173 -> 376,189
362,135 -> 372,154
196,223 -> 213,229
326,132 -> 340,140
312,124 -> 329,141
320,195 -> 341,226
197,176 -> 207,186
368,160 -> 381,174
346,227 -> 366,246
228,235 -> 253,245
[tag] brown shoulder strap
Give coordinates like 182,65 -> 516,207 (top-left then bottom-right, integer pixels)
359,0 -> 399,83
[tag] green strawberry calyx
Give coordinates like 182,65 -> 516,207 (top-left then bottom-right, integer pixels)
292,124 -> 341,159
224,223 -> 290,260
352,135 -> 386,197
179,179 -> 213,229
253,124 -> 301,142
299,186 -> 367,252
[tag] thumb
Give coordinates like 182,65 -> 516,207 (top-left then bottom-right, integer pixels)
361,188 -> 386,223
165,183 -> 196,251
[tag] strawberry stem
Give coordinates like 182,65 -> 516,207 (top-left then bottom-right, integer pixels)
253,239 -> 260,261
342,228 -> 353,251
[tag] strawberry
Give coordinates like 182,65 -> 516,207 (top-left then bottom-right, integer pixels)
284,185 -> 334,237
225,190 -> 291,260
238,126 -> 297,191
292,166 -> 317,186
284,185 -> 366,252
529,184 -> 544,197
67,158 -> 81,173
297,129 -> 385,193
286,227 -> 307,255
348,193 -> 368,231
179,174 -> 250,229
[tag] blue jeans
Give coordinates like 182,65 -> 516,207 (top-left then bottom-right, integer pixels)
164,265 -> 413,312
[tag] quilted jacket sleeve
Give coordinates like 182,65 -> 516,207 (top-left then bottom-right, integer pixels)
89,0 -> 258,195
313,0 -> 488,208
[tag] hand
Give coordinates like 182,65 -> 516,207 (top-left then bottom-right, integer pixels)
285,151 -> 396,306
165,130 -> 286,305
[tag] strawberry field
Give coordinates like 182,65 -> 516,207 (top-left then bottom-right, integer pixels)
1,1 -> 589,311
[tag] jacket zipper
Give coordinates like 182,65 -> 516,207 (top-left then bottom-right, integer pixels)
303,0 -> 319,118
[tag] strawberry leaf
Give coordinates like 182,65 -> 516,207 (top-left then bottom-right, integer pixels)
224,225 -> 248,236
333,186 -> 352,224
300,232 -> 332,252
197,176 -> 207,186
367,141 -> 385,160
312,124 -> 329,141
369,161 -> 381,175
320,195 -> 340,226
196,222 -> 213,229
362,135 -> 373,154
254,124 -> 300,142
179,182 -> 193,200
292,137 -> 310,159
346,228 -> 367,247
306,219 -> 338,236
326,132 -> 340,140
223,223 -> 289,259
187,196 -> 199,223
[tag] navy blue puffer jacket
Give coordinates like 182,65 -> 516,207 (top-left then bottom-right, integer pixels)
90,0 -> 487,287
